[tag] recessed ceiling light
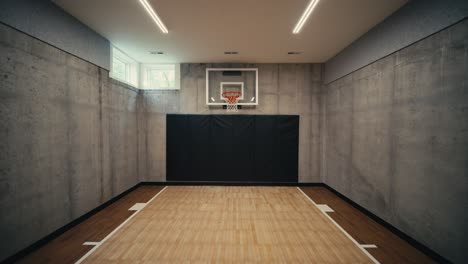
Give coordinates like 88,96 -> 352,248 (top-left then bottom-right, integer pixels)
139,0 -> 169,34
293,0 -> 320,34
224,51 -> 239,55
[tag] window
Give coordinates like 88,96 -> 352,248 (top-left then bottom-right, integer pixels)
110,46 -> 138,87
141,63 -> 180,90
110,45 -> 180,90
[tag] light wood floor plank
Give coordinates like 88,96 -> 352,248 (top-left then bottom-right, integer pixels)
83,186 -> 373,263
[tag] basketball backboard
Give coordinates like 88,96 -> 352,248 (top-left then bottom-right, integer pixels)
206,68 -> 258,106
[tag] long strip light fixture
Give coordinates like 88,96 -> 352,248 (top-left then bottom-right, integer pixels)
293,0 -> 320,34
139,0 -> 169,34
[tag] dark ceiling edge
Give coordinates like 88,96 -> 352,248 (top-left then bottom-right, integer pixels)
323,16 -> 468,86
0,21 -> 107,71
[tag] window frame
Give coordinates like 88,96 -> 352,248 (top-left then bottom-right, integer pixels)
140,63 -> 181,90
110,46 -> 139,87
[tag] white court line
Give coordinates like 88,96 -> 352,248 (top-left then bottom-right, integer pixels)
82,242 -> 100,246
129,203 -> 147,211
75,186 -> 168,264
317,204 -> 334,213
361,244 -> 378,249
296,187 -> 380,264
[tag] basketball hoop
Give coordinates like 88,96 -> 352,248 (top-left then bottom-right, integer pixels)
222,91 -> 241,112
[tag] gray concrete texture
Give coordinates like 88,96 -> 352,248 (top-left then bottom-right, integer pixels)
0,0 -> 111,70
322,19 -> 468,263
324,0 -> 468,84
137,63 -> 323,183
2,8 -> 468,264
0,23 -> 138,261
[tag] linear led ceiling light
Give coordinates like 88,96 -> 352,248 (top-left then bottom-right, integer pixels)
293,0 -> 320,34
139,0 -> 169,34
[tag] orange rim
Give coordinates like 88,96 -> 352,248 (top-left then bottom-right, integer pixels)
222,91 -> 241,104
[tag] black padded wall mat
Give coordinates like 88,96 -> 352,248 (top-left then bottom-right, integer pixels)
167,114 -> 299,182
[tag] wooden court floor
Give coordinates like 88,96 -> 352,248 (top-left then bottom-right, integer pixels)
80,186 -> 374,263
15,186 -> 437,264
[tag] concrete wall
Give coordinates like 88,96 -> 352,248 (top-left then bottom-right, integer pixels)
0,24 -> 138,261
324,0 -> 468,84
0,0 -> 110,70
137,63 -> 323,183
322,19 -> 468,263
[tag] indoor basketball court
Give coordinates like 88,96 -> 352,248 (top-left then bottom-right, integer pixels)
1,0 -> 467,263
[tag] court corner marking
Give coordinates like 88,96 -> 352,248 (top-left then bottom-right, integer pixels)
296,187 -> 380,264
74,186 -> 168,264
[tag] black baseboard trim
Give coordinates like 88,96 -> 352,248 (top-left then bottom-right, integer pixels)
141,181 -> 325,187
321,184 -> 451,264
2,182 -> 142,264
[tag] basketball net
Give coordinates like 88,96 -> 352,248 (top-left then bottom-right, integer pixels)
222,91 -> 241,112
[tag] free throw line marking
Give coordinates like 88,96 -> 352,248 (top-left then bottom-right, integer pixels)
129,203 -> 147,211
361,244 -> 378,249
82,242 -> 100,246
317,204 -> 334,213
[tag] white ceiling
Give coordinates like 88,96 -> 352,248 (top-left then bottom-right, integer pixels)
53,0 -> 408,63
